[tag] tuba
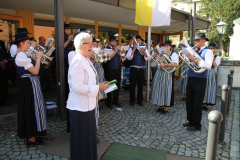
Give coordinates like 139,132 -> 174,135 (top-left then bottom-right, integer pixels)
151,44 -> 176,74
178,37 -> 206,74
30,40 -> 55,65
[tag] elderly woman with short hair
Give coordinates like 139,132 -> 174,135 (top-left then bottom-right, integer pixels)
67,32 -> 109,160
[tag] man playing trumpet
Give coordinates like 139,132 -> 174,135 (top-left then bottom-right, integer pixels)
126,35 -> 150,106
105,36 -> 125,109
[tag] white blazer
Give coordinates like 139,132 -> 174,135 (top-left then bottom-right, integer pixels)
66,52 -> 99,112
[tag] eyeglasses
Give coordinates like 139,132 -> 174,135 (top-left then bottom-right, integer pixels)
83,42 -> 93,46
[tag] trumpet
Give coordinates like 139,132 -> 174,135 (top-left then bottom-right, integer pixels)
29,41 -> 55,65
132,35 -> 144,55
91,49 -> 110,63
30,48 -> 54,65
30,41 -> 46,52
151,45 -> 176,74
178,38 -> 206,74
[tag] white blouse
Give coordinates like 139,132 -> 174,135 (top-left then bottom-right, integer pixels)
10,44 -> 34,58
68,51 -> 77,64
67,52 -> 99,112
15,52 -> 33,70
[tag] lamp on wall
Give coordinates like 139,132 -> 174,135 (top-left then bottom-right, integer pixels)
216,20 -> 227,56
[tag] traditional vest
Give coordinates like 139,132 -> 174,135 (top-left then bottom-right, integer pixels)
64,38 -> 72,59
188,47 -> 209,78
106,46 -> 121,69
14,53 -> 33,75
130,47 -> 146,67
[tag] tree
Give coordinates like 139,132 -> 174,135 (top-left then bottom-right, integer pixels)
198,0 -> 240,56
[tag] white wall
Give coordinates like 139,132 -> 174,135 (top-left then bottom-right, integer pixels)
229,18 -> 240,60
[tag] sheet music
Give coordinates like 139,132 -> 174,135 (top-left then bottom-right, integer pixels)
45,38 -> 54,47
120,46 -> 129,51
45,46 -> 55,56
92,47 -> 101,55
158,47 -> 167,54
104,83 -> 117,94
104,49 -> 114,56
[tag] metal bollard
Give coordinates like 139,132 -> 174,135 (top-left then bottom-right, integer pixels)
227,70 -> 234,113
219,84 -> 230,144
205,110 -> 223,160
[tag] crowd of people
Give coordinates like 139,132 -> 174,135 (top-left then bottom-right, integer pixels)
0,25 -> 221,160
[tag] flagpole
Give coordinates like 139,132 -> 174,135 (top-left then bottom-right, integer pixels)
146,26 -> 151,102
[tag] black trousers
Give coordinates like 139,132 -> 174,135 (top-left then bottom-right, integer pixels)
38,64 -> 52,90
70,110 -> 97,160
64,59 -> 70,133
186,77 -> 207,129
107,68 -> 121,104
0,68 -> 8,105
130,67 -> 144,103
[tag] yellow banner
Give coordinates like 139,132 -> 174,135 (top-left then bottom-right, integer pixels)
135,0 -> 153,26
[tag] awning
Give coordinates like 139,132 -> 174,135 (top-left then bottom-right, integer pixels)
0,0 -> 211,33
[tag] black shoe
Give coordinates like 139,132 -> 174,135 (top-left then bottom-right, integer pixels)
183,122 -> 191,127
130,102 -> 134,106
138,102 -> 143,106
182,98 -> 186,101
0,102 -> 11,106
156,108 -> 164,112
26,139 -> 42,146
113,102 -> 121,107
35,137 -> 43,143
107,104 -> 113,109
186,126 -> 201,132
46,89 -> 52,92
161,110 -> 168,114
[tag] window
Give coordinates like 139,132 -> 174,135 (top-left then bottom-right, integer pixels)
181,8 -> 185,11
174,3 -> 177,6
121,29 -> 138,44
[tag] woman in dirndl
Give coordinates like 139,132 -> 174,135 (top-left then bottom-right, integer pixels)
151,41 -> 178,113
92,38 -> 107,99
203,43 -> 221,110
13,29 -> 47,146
178,63 -> 189,100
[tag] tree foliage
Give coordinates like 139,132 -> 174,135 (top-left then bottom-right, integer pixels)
198,0 -> 240,55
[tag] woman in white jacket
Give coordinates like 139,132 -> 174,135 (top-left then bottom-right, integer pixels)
66,32 -> 109,160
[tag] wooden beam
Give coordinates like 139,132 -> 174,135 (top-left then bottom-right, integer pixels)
95,21 -> 98,39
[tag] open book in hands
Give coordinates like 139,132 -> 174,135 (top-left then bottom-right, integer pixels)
104,79 -> 118,94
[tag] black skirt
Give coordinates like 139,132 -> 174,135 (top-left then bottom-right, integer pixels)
170,71 -> 175,107
17,77 -> 46,139
70,109 -> 97,160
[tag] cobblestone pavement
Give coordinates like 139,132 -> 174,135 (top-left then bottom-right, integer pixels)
0,83 -> 239,160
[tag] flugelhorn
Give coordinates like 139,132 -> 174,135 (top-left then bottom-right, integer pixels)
151,45 -> 176,74
178,37 -> 206,74
30,40 -> 55,65
30,48 -> 54,65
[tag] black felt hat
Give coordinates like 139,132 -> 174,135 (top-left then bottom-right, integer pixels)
162,40 -> 172,46
208,43 -> 217,49
109,36 -> 117,41
135,35 -> 142,40
64,24 -> 71,29
193,33 -> 209,41
12,33 -> 34,44
15,28 -> 31,35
